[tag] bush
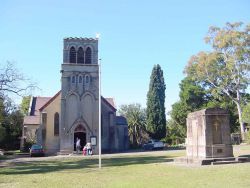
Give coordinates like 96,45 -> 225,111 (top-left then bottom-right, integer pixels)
22,140 -> 36,152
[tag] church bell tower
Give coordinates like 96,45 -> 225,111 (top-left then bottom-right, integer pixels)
60,37 -> 99,154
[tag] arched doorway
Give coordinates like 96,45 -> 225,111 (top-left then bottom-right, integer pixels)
74,125 -> 86,151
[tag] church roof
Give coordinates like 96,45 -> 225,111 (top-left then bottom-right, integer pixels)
23,96 -> 51,125
23,91 -> 117,125
101,97 -> 116,111
39,91 -> 61,111
104,98 -> 116,109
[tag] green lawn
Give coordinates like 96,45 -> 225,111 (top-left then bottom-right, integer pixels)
0,149 -> 250,188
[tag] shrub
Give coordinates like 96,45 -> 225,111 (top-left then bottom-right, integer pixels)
22,140 -> 36,152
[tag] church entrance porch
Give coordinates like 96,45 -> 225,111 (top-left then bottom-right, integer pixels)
74,125 -> 86,151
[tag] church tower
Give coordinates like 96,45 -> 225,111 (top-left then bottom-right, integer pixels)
60,37 -> 99,154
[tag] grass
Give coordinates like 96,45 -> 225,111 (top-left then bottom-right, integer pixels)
0,149 -> 250,188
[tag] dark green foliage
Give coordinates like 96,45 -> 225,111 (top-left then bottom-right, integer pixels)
146,64 -> 166,139
169,76 -> 241,144
185,22 -> 250,138
168,77 -> 208,144
0,97 -> 23,150
179,77 -> 208,110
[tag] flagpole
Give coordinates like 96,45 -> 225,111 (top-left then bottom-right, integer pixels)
98,58 -> 102,169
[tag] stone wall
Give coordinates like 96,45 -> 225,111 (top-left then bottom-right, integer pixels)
186,108 -> 233,158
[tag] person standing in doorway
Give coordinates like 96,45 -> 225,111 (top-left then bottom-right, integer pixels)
76,138 -> 81,154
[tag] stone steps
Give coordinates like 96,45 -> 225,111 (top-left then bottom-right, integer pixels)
174,156 -> 250,165
212,160 -> 241,165
57,150 -> 72,155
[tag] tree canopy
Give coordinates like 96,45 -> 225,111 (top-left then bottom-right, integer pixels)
185,22 -> 250,139
146,64 -> 166,139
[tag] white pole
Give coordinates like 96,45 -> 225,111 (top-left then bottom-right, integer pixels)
98,58 -> 102,169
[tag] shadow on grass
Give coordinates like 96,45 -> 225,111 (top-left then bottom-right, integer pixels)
0,155 -> 175,175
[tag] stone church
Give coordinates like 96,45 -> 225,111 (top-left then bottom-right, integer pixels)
22,37 -> 129,154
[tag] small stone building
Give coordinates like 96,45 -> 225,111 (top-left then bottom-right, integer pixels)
21,37 -> 129,154
186,108 -> 233,158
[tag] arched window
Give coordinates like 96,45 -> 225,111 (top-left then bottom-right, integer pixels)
77,47 -> 84,64
79,75 -> 82,83
85,75 -> 90,84
85,47 -> 92,64
54,112 -> 59,136
72,76 -> 76,83
69,47 -> 76,63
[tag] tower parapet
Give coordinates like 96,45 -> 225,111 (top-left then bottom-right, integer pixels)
63,37 -> 98,64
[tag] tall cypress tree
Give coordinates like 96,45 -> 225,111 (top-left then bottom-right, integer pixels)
146,64 -> 166,139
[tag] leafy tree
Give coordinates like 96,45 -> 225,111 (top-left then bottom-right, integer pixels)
119,104 -> 149,147
146,64 -> 166,139
170,77 -> 208,132
169,76 -> 240,143
0,97 -> 23,149
0,62 -> 36,150
185,22 -> 250,139
243,103 -> 250,123
179,77 -> 208,109
165,120 -> 186,145
20,96 -> 31,115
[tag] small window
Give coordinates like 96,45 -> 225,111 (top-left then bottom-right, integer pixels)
42,113 -> 47,126
79,76 -> 82,83
85,75 -> 90,83
72,76 -> 76,83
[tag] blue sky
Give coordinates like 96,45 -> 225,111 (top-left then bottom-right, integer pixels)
1,0 -> 249,115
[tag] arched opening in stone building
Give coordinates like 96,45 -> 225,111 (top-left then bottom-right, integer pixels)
74,124 -> 86,151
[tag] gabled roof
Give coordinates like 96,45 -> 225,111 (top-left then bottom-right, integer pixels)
24,96 -> 51,125
101,96 -> 116,111
30,96 -> 51,116
105,98 -> 116,109
39,91 -> 61,111
23,90 -> 117,125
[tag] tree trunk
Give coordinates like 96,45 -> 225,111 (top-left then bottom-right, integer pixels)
235,101 -> 245,141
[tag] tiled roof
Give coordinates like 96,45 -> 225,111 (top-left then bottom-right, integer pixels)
104,98 -> 116,109
30,97 -> 51,116
23,116 -> 40,125
101,97 -> 116,111
24,96 -> 51,125
39,91 -> 61,111
24,92 -> 118,125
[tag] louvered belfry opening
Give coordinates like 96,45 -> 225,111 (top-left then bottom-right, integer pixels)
85,47 -> 92,64
69,47 -> 76,63
77,47 -> 84,64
